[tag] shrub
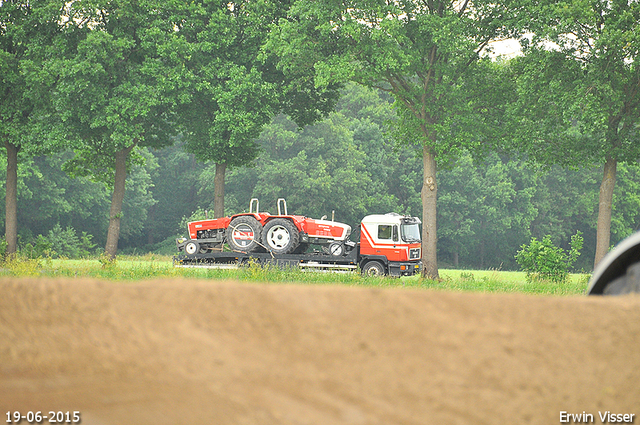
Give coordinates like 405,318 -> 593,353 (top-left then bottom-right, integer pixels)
46,224 -> 97,259
515,231 -> 583,284
0,236 -> 7,262
21,235 -> 53,259
98,252 -> 118,270
78,231 -> 98,258
2,255 -> 43,276
47,224 -> 80,258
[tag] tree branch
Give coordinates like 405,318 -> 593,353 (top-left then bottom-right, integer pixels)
457,0 -> 470,17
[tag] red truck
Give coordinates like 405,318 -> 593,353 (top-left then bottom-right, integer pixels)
176,198 -> 422,277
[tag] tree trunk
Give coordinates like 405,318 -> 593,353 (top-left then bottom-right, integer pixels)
594,156 -> 617,268
4,141 -> 19,255
105,145 -> 134,260
421,146 -> 439,279
213,162 -> 226,219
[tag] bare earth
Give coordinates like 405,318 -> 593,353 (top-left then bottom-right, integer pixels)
1,277 -> 639,425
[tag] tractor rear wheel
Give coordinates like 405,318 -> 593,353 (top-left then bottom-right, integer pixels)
262,218 -> 300,254
226,216 -> 263,252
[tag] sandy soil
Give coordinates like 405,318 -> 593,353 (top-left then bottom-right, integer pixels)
1,277 -> 639,425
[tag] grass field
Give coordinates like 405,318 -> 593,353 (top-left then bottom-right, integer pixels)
0,254 -> 591,295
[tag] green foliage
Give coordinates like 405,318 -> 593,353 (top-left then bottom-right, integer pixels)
0,0 -> 62,153
141,141 -> 205,245
1,0 -> 67,254
611,163 -> 640,241
5,78 -> 640,270
515,231 -> 584,284
1,256 -> 43,276
177,208 -> 209,235
118,149 -> 159,243
218,84 -> 422,228
165,0 -> 339,170
0,151 -> 162,251
437,151 -> 537,269
46,224 -> 79,258
49,0 -> 181,257
509,0 -> 640,265
269,0 -> 533,278
54,4 -> 177,156
254,114 -> 372,225
78,232 -> 98,258
19,235 -> 52,259
0,236 -> 7,261
98,253 -> 118,270
46,224 -> 97,259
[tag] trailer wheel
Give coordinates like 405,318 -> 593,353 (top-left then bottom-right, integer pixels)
263,218 -> 300,254
362,261 -> 386,277
184,240 -> 200,258
226,216 -> 263,252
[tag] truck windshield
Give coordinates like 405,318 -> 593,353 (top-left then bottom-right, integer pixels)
400,223 -> 421,242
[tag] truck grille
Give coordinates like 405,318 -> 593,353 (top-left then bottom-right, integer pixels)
409,248 -> 421,260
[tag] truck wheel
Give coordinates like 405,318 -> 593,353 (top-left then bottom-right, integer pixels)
226,216 -> 263,252
362,261 -> 386,277
263,218 -> 300,254
184,240 -> 200,258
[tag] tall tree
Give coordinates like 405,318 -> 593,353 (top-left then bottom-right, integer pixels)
54,0 -> 178,258
163,0 -> 340,218
0,0 -> 63,254
269,0 -> 526,277
511,0 -> 640,268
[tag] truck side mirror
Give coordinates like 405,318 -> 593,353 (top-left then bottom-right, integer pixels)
393,225 -> 399,242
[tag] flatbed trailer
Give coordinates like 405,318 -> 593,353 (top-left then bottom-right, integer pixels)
173,247 -> 422,277
175,200 -> 423,277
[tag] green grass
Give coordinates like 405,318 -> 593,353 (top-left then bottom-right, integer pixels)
0,255 -> 591,296
434,269 -> 590,295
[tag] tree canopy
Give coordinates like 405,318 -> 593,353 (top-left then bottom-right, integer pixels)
268,0 -> 529,277
162,0 -> 342,218
510,0 -> 640,267
53,0 -> 179,258
1,0 -> 64,254
2,0 -> 639,272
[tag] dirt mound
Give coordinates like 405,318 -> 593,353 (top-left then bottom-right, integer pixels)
1,278 -> 639,424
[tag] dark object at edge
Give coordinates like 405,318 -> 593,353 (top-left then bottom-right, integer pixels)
587,231 -> 640,295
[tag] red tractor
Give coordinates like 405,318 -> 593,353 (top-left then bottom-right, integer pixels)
178,199 -> 352,256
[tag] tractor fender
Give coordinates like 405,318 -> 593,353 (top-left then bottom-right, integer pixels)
262,215 -> 306,232
229,212 -> 265,223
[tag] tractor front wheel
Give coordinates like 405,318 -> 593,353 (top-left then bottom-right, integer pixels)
184,240 -> 200,258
